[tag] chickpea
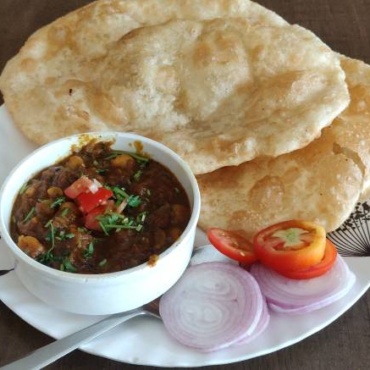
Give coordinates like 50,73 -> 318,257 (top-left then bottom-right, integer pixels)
47,186 -> 63,198
60,201 -> 79,211
24,186 -> 36,197
154,229 -> 166,249
53,202 -> 79,228
75,231 -> 93,250
18,235 -> 46,258
111,154 -> 135,168
35,200 -> 54,218
171,204 -> 190,226
167,227 -> 182,242
65,155 -> 84,170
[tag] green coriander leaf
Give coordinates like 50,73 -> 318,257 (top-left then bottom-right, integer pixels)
97,212 -> 145,235
44,219 -> 53,228
127,195 -> 141,208
37,247 -> 57,264
44,222 -> 56,247
98,258 -> 107,267
61,258 -> 77,273
133,169 -> 142,181
19,182 -> 30,195
50,196 -> 66,209
56,230 -> 75,241
109,186 -> 142,208
61,208 -> 70,217
84,241 -> 95,258
23,207 -> 36,222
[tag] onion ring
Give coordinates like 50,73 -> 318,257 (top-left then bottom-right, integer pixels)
235,298 -> 270,345
159,262 -> 264,352
250,255 -> 356,314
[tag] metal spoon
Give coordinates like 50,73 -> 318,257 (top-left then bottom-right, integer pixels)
0,246 -> 211,369
0,300 -> 160,370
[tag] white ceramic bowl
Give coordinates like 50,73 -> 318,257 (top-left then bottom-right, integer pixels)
0,132 -> 200,315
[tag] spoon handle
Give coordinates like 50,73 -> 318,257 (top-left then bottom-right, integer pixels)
0,308 -> 146,370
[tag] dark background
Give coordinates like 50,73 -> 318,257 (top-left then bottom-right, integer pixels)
1,1 -> 370,369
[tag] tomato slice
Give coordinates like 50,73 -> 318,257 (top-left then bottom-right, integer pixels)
253,220 -> 327,273
64,176 -> 97,199
207,228 -> 257,265
275,239 -> 338,279
77,187 -> 113,213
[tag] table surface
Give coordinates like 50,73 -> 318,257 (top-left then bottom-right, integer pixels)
1,1 -> 370,369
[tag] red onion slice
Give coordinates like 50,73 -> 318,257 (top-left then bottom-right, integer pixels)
159,262 -> 264,352
235,297 -> 270,346
250,255 -> 356,314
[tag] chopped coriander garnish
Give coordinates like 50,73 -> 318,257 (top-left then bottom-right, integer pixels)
97,212 -> 146,235
55,230 -> 75,241
50,196 -> 66,209
37,249 -> 55,264
135,224 -> 143,232
44,219 -> 56,247
19,182 -> 30,194
98,258 -> 107,267
23,206 -> 36,222
108,186 -> 142,208
133,169 -> 142,181
44,219 -> 53,228
137,211 -> 147,223
84,241 -> 95,258
127,195 -> 141,207
125,151 -> 149,163
61,208 -> 70,217
110,186 -> 129,200
60,258 -> 77,272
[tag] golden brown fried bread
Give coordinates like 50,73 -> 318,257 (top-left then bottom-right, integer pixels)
0,0 -> 349,174
197,57 -> 370,238
327,57 -> 370,201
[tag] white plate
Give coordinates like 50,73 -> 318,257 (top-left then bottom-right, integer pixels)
1,104 -> 370,367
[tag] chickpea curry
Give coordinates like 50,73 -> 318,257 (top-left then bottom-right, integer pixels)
10,140 -> 191,274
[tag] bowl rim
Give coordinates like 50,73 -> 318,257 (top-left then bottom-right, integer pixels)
0,131 -> 201,281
